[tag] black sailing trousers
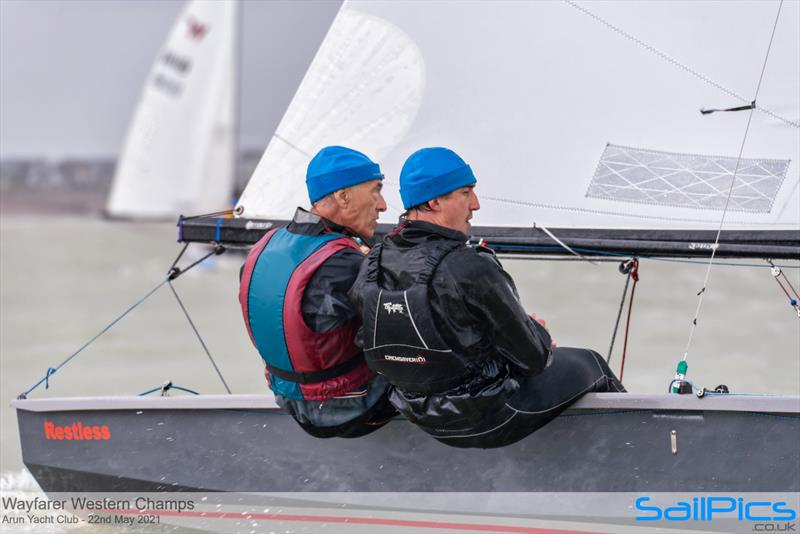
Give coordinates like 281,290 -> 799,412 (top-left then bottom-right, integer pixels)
436,347 -> 626,449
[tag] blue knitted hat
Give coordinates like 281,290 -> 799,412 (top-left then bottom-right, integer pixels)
306,146 -> 383,204
399,147 -> 477,209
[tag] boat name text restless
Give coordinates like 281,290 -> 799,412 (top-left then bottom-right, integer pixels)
43,420 -> 110,441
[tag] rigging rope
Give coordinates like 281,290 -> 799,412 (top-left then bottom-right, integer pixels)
564,0 -> 797,128
168,281 -> 232,394
169,242 -> 190,273
670,378 -> 800,401
606,259 -> 634,364
484,242 -> 799,269
138,382 -> 200,397
18,243 -> 226,399
618,259 -> 639,382
680,0 -> 785,370
767,259 -> 800,317
533,223 -> 597,265
168,245 -> 224,281
18,278 -> 169,399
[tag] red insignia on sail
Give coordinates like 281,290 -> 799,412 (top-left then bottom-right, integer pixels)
186,18 -> 208,41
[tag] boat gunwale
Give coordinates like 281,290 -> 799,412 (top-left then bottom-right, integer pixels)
11,392 -> 800,414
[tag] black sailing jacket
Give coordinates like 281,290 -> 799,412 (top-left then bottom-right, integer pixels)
349,220 -> 552,437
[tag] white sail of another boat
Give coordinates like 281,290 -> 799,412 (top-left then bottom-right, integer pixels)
107,0 -> 236,219
238,0 -> 799,232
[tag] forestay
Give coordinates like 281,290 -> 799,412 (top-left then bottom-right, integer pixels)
238,0 -> 799,232
107,0 -> 236,219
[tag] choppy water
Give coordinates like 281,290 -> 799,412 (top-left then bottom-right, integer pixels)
2,214 -> 799,499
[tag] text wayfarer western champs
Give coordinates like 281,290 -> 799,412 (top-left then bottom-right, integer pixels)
2,496 -> 195,512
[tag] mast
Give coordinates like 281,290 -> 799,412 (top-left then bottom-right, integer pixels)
232,0 -> 242,202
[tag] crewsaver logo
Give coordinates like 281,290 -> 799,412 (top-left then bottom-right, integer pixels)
43,421 -> 110,441
385,355 -> 426,364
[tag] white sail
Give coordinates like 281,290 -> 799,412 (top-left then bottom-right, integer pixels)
236,7 -> 425,219
238,0 -> 799,231
107,0 -> 236,219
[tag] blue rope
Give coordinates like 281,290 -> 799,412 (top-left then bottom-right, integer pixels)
701,391 -> 782,397
215,217 -> 222,242
138,384 -> 200,396
18,278 -> 170,398
44,368 -> 56,389
485,242 -> 799,269
666,378 -> 784,397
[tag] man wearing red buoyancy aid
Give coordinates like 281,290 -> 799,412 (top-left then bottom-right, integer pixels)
239,146 -> 396,438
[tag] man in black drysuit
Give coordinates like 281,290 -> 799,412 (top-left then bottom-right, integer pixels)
349,147 -> 625,448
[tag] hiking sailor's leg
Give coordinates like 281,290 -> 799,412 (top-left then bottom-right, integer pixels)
509,347 -> 625,416
470,347 -> 625,447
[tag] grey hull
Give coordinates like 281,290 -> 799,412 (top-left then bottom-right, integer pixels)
12,393 -> 800,492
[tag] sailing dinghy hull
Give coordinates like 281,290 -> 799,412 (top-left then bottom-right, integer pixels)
13,393 -> 800,493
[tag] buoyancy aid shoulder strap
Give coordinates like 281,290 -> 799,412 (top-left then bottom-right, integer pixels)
415,241 -> 463,285
363,243 -> 383,284
239,227 -> 281,346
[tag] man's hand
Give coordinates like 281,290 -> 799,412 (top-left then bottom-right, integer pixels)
529,312 -> 547,330
529,312 -> 557,348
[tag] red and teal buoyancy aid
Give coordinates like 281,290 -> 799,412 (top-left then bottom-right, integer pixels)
239,227 -> 374,401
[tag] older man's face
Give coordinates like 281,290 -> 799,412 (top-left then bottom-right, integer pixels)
339,179 -> 387,239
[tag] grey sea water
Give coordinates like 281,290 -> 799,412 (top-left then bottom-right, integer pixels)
1,213 -> 799,497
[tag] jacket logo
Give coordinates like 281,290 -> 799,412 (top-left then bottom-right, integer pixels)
385,355 -> 426,364
383,302 -> 404,315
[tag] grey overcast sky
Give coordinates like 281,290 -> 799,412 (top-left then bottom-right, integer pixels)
0,0 -> 340,159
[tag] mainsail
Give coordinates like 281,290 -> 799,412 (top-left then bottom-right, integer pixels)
236,0 -> 798,239
107,0 -> 236,219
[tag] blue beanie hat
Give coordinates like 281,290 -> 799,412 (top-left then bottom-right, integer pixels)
306,146 -> 383,204
399,147 -> 477,209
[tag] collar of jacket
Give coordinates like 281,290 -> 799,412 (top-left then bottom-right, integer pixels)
394,219 -> 470,244
290,207 -> 355,237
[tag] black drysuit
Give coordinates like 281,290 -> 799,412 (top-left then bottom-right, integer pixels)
349,220 -> 625,448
